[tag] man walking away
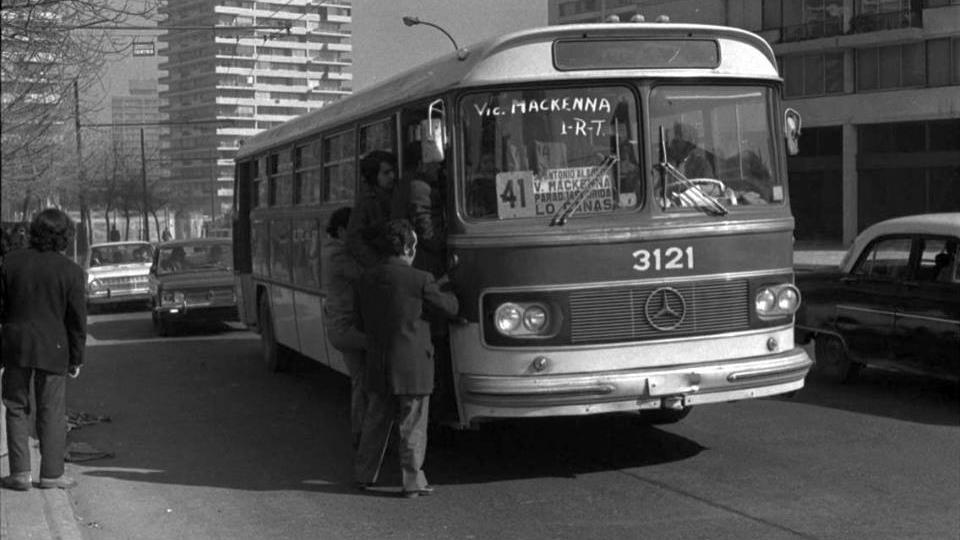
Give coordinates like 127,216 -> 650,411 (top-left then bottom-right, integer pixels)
1,208 -> 87,491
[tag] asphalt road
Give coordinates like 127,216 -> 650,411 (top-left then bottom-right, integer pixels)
63,308 -> 959,540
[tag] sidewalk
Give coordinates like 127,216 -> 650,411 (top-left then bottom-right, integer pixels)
0,437 -> 84,540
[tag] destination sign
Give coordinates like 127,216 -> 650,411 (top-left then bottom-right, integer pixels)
495,166 -> 615,220
554,39 -> 719,70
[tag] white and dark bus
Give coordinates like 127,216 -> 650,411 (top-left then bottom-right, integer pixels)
233,22 -> 811,427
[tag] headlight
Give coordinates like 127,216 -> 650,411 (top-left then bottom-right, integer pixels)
777,287 -> 799,311
523,305 -> 547,331
494,303 -> 522,332
755,284 -> 801,318
87,279 -> 103,292
755,289 -> 776,314
493,302 -> 553,337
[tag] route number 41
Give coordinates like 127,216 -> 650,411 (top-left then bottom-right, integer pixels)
495,172 -> 536,218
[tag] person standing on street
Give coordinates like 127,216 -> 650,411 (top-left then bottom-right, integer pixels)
322,207 -> 368,448
1,208 -> 87,491
353,219 -> 459,498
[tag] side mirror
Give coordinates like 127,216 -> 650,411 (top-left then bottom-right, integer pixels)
421,98 -> 445,163
784,108 -> 802,156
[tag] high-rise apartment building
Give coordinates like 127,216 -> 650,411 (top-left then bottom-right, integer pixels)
159,0 -> 352,219
111,79 -> 165,173
549,0 -> 960,246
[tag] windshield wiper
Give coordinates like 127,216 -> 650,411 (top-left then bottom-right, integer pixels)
658,125 -> 728,216
550,154 -> 619,226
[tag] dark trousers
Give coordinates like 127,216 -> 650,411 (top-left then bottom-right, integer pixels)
2,366 -> 67,479
354,392 -> 430,491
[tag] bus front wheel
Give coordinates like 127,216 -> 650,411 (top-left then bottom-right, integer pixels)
258,294 -> 288,373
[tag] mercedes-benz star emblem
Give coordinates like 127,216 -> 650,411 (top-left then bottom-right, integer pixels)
644,287 -> 686,331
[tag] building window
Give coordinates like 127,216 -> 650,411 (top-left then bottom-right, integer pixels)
926,37 -> 960,86
857,43 -> 925,91
850,0 -> 921,33
783,52 -> 845,97
780,0 -> 844,41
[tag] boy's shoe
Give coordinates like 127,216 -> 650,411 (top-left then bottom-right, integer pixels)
2,472 -> 32,491
39,475 -> 77,490
401,485 -> 435,498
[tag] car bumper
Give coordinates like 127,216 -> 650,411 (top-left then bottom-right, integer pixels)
154,304 -> 239,323
87,289 -> 152,305
459,347 -> 812,422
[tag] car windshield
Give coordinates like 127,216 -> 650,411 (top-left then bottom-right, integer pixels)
158,243 -> 233,275
460,86 -> 641,221
89,244 -> 152,267
650,86 -> 782,212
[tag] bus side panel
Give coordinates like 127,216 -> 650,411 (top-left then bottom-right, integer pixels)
237,274 -> 257,327
293,290 -> 334,367
271,283 -> 300,351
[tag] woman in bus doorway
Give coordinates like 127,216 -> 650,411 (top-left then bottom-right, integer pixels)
322,207 -> 367,448
345,150 -> 398,268
353,219 -> 459,498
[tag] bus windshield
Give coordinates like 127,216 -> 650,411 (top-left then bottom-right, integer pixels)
461,86 -> 641,220
651,85 -> 782,211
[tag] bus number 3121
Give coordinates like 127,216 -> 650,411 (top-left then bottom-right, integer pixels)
632,247 -> 694,271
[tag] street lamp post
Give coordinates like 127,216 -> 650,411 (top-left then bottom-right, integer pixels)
402,16 -> 469,60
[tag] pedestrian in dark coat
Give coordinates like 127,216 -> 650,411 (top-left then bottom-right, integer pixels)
353,219 -> 459,498
1,208 -> 87,491
345,150 -> 398,268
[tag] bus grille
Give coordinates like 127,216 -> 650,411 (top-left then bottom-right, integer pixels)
568,279 -> 749,344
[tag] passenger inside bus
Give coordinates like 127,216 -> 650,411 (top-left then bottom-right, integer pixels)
465,152 -> 499,217
346,150 -> 398,268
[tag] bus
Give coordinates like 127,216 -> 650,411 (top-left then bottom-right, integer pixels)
232,22 -> 812,428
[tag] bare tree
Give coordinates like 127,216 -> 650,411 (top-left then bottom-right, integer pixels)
1,0 -> 160,234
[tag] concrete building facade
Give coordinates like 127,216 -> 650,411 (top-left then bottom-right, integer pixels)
111,79 -> 165,172
549,0 -> 960,246
159,0 -> 353,221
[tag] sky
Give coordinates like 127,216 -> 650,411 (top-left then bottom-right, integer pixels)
88,1 -> 549,119
344,0 -> 546,90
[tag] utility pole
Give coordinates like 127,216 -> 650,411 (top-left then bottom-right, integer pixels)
73,80 -> 89,258
140,128 -> 150,242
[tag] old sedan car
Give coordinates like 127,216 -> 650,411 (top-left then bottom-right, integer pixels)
85,241 -> 154,310
796,213 -> 959,383
149,238 -> 238,336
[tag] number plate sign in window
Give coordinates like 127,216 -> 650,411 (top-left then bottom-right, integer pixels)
554,39 -> 719,70
461,87 -> 641,221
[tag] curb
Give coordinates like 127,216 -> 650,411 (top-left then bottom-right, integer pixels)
0,437 -> 84,540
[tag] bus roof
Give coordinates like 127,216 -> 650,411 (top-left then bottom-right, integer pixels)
236,23 -> 778,160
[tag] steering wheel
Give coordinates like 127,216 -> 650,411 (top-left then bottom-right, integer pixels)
666,178 -> 727,196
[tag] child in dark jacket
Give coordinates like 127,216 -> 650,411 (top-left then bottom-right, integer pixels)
353,219 -> 459,498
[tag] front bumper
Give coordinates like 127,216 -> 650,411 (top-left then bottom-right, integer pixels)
154,304 -> 239,323
87,289 -> 152,305
459,347 -> 812,422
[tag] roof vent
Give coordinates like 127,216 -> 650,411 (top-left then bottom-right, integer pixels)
630,14 -> 646,22
656,14 -> 671,23
605,14 -> 620,23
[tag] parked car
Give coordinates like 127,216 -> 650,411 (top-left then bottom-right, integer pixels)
149,238 -> 239,336
84,241 -> 154,309
796,213 -> 960,383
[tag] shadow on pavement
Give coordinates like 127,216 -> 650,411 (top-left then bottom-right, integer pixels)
87,316 -> 244,341
67,347 -> 704,495
778,371 -> 959,426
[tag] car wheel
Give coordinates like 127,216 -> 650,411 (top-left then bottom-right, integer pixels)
258,293 -> 288,373
813,335 -> 860,383
636,406 -> 692,425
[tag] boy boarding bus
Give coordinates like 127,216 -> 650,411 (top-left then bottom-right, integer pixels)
232,22 -> 811,428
